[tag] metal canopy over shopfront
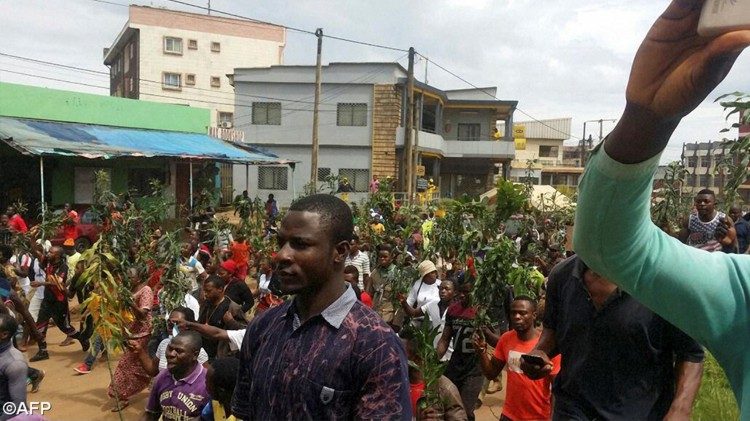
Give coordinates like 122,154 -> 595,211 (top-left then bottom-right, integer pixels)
0,116 -> 295,212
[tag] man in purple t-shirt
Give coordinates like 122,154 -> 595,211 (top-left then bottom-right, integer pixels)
142,331 -> 209,421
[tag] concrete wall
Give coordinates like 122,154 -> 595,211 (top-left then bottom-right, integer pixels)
235,82 -> 374,147
232,145 -> 371,207
442,108 -> 496,142
132,22 -> 284,125
513,138 -> 564,166
48,157 -> 172,206
0,82 -> 209,133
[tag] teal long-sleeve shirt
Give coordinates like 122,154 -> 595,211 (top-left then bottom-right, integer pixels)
574,145 -> 750,417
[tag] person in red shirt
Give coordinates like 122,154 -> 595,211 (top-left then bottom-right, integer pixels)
5,206 -> 27,233
230,236 -> 250,281
62,203 -> 79,243
474,296 -> 560,421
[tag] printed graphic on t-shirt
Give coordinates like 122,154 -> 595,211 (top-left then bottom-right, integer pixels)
507,350 -> 524,374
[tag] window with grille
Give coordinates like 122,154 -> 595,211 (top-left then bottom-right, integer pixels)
162,72 -> 181,90
687,157 -> 698,168
338,168 -> 369,192
186,74 -> 196,86
700,158 -> 711,168
317,167 -> 331,181
220,163 -> 233,204
336,103 -> 368,126
258,166 -> 288,190
211,42 -> 221,52
211,76 -> 221,88
164,37 -> 183,55
252,102 -> 281,125
699,175 -> 709,187
188,39 -> 198,50
457,123 -> 480,141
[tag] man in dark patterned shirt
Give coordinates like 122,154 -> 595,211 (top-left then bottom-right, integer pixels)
231,194 -> 411,420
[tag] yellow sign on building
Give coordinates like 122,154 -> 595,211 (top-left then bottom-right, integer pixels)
416,165 -> 426,177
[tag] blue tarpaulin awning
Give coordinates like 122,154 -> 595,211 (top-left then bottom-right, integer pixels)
0,116 -> 293,165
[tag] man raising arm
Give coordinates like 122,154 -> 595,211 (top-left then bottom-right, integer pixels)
573,0 -> 750,414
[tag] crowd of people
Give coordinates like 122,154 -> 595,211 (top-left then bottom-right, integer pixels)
0,2 -> 748,420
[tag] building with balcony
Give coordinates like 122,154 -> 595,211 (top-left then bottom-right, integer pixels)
230,62 -> 517,206
103,5 -> 286,127
500,118 -> 583,189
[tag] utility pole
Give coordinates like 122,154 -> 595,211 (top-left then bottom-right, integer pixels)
310,28 -> 323,186
207,0 -> 211,14
580,118 -> 616,167
405,47 -> 416,201
598,118 -> 617,142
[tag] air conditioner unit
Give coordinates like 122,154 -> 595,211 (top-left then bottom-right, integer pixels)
220,121 -> 233,129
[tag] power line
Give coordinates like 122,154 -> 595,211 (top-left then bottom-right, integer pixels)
0,51 -> 399,108
417,52 -> 579,141
0,68 -> 353,112
161,0 -> 408,52
0,69 -> 109,90
89,0 -> 567,140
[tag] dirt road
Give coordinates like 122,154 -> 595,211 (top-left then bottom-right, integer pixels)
25,310 -> 504,420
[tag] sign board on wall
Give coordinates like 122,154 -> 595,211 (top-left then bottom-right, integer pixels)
416,165 -> 426,177
513,124 -> 526,150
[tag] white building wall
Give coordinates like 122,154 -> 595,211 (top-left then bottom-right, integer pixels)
135,24 -> 284,125
232,145 -> 372,208
235,82 -> 374,147
513,138 -> 564,166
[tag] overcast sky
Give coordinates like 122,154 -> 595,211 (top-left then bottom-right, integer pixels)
2,0 -> 748,163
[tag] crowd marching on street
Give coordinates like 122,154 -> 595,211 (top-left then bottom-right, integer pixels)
1,1 -> 750,420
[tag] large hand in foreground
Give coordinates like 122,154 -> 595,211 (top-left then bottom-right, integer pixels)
628,0 -> 750,120
607,0 -> 750,164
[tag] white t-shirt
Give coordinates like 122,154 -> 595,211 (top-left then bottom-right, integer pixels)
179,256 -> 205,291
160,293 -> 200,322
406,278 -> 441,309
9,254 -> 31,294
31,258 -> 45,300
345,251 -> 371,290
258,273 -> 272,294
156,337 -> 209,371
227,329 -> 246,352
421,300 -> 453,361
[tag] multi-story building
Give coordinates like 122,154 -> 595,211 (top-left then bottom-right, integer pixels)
230,62 -> 517,206
503,118 -> 583,189
505,118 -> 576,184
681,141 -> 731,194
103,5 -> 286,127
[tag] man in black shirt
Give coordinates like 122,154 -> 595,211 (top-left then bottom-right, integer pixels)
31,246 -> 87,362
197,276 -> 247,358
522,256 -> 704,420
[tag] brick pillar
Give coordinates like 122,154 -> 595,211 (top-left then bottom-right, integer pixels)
371,84 -> 402,181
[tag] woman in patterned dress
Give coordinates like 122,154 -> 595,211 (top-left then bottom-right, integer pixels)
109,266 -> 153,412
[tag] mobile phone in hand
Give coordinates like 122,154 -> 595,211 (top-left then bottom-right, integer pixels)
698,0 -> 750,37
521,354 -> 546,366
